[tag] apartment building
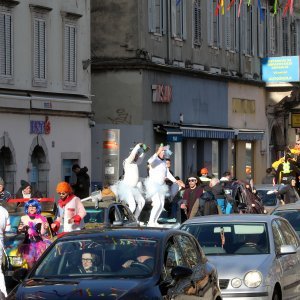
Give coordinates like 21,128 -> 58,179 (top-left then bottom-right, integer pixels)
0,0 -> 91,197
91,0 -> 300,185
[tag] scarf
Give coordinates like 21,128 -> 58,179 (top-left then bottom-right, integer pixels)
58,194 -> 74,208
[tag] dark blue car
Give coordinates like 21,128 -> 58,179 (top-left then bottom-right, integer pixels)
9,228 -> 222,300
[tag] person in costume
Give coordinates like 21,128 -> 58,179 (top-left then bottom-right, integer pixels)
117,143 -> 148,220
17,199 -> 51,269
145,145 -> 185,226
51,182 -> 86,233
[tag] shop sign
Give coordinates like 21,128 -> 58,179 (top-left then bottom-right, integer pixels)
30,116 -> 51,134
291,113 -> 300,128
262,56 -> 299,83
152,84 -> 172,103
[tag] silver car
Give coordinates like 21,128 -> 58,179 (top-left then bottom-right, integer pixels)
272,202 -> 300,237
181,214 -> 300,300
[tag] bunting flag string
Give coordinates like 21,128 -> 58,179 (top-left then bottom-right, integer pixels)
218,0 -> 293,17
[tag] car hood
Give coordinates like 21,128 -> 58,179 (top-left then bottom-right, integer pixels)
15,277 -> 155,299
207,254 -> 272,278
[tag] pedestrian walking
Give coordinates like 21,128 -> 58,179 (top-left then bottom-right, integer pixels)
0,177 -> 11,202
51,182 -> 86,233
116,143 -> 148,220
145,145 -> 185,226
71,164 -> 90,199
0,205 -> 10,298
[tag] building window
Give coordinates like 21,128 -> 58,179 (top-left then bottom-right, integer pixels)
64,22 -> 77,86
208,0 -> 221,48
291,20 -> 299,56
193,0 -> 201,47
0,8 -> 13,79
225,0 -> 238,51
243,3 -> 253,55
171,0 -> 186,40
32,11 -> 48,86
148,0 -> 165,35
257,7 -> 267,58
282,17 -> 289,56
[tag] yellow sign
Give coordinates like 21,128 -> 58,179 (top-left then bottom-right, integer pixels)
291,113 -> 300,128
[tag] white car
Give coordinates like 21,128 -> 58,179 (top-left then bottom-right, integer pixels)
181,214 -> 300,300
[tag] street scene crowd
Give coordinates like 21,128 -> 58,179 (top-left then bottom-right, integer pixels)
0,142 -> 300,299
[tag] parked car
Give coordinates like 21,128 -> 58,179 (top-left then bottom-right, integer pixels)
181,214 -> 300,299
82,197 -> 138,228
272,202 -> 300,237
9,228 -> 222,300
2,199 -> 56,277
255,184 -> 281,214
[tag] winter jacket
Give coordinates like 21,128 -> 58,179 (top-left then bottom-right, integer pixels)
277,184 -> 300,204
72,167 -> 90,199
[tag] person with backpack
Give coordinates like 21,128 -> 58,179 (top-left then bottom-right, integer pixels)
189,190 -> 219,218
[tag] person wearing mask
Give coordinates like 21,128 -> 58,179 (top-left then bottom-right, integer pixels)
15,180 -> 43,199
116,143 -> 148,220
0,177 -> 11,202
17,199 -> 51,269
0,205 -> 10,298
51,182 -> 86,233
145,145 -> 185,226
71,164 -> 90,199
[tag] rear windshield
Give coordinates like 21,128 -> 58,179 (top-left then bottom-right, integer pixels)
181,222 -> 269,255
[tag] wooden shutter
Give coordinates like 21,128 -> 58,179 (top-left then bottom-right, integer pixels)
64,23 -> 76,84
225,0 -> 231,50
0,11 -> 12,76
235,3 -> 239,51
148,0 -> 156,33
182,0 -> 187,40
282,17 -> 289,55
207,1 -> 213,46
193,0 -> 201,46
33,17 -> 46,80
162,0 -> 166,34
171,0 -> 176,37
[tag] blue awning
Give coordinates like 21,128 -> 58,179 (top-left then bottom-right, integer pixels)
237,129 -> 264,141
154,124 -> 183,142
181,126 -> 235,139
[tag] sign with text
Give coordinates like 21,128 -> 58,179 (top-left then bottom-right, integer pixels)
152,84 -> 172,103
291,113 -> 300,128
262,56 -> 299,83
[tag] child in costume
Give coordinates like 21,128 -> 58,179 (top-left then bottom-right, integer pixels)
51,182 -> 86,233
18,199 -> 51,268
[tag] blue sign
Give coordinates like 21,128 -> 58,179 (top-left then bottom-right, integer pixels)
262,56 -> 299,83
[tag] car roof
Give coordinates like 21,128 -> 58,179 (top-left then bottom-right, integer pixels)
83,199 -> 122,209
182,214 -> 280,225
255,184 -> 279,190
57,227 -> 186,242
273,202 -> 300,211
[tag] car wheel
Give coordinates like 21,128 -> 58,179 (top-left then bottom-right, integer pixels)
272,289 -> 281,300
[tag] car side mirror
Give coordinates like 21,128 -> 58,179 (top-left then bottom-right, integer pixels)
279,245 -> 296,256
171,266 -> 193,281
12,268 -> 28,283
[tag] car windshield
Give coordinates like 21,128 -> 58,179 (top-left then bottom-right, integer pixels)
84,210 -> 105,224
257,190 -> 277,206
32,236 -> 157,278
273,210 -> 300,237
181,222 -> 269,255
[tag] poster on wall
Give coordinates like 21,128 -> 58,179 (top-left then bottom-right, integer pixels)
102,129 -> 120,186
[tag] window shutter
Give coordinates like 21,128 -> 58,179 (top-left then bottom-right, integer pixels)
251,6 -> 257,56
282,17 -> 289,55
182,0 -> 187,40
225,0 -> 231,50
162,0 -> 166,34
171,0 -> 176,37
269,13 -> 275,55
241,3 -> 246,54
207,1 -> 213,46
64,24 -> 76,83
5,14 -> 12,75
291,21 -> 297,55
296,20 -> 300,55
0,13 -> 5,75
33,19 -> 40,79
33,18 -> 46,80
148,0 -> 156,33
193,0 -> 201,46
235,3 -> 239,51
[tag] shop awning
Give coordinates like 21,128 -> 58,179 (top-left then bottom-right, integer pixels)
237,129 -> 264,141
154,124 -> 183,142
181,125 -> 235,139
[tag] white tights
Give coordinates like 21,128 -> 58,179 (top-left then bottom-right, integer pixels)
148,193 -> 165,225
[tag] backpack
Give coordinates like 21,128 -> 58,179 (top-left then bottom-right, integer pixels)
199,191 -> 219,216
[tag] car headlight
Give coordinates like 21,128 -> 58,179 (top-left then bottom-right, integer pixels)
10,256 -> 24,267
231,277 -> 242,288
244,271 -> 262,288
